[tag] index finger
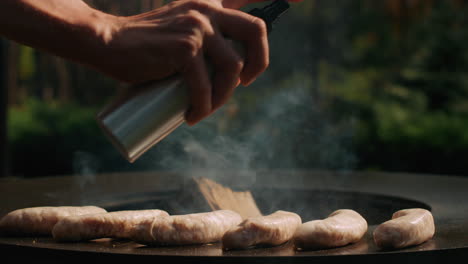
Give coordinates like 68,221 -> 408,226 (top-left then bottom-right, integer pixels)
214,8 -> 269,86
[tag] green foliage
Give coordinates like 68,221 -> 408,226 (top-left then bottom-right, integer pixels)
7,1 -> 468,177
8,99 -> 121,177
317,1 -> 468,174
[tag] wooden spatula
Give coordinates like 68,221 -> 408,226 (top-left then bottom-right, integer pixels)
193,177 -> 262,219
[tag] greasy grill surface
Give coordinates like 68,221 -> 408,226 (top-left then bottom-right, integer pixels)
104,188 -> 431,225
1,171 -> 467,263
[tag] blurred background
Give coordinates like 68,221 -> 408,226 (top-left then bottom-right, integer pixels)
1,0 -> 468,179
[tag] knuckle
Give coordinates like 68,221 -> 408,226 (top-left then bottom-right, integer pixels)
180,10 -> 213,36
250,17 -> 268,36
178,35 -> 202,59
229,58 -> 244,74
182,10 -> 205,28
259,56 -> 270,71
184,0 -> 213,14
166,1 -> 178,9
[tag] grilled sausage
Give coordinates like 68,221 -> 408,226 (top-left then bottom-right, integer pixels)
222,210 -> 302,250
130,210 -> 242,246
293,209 -> 368,250
373,208 -> 435,249
0,206 -> 107,236
52,209 -> 169,242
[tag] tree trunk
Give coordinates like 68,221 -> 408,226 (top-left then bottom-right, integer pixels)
141,0 -> 165,12
0,39 -> 8,177
153,0 -> 165,8
40,55 -> 54,102
7,42 -> 19,105
141,0 -> 151,11
54,56 -> 72,102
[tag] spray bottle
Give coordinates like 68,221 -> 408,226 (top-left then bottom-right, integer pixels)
97,0 -> 291,163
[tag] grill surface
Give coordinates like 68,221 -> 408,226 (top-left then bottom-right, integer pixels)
1,170 -> 467,263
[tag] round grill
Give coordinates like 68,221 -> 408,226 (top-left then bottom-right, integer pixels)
1,170 -> 467,263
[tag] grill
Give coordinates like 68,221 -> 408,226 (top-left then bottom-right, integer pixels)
1,170 -> 467,263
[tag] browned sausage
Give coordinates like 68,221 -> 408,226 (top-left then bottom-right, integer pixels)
373,208 -> 435,249
130,210 -> 242,246
0,206 -> 107,236
294,209 -> 368,250
52,209 -> 169,242
222,210 -> 302,250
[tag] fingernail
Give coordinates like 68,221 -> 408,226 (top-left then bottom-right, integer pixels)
244,78 -> 256,87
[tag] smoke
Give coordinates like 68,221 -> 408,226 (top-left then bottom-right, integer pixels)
130,72 -> 358,215
67,73 -> 357,216
145,72 -> 357,189
68,72 -> 357,214
69,0 -> 358,212
72,151 -> 100,204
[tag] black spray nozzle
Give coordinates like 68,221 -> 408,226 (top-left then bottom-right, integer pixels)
248,0 -> 291,34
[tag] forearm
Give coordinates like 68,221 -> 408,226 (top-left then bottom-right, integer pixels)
0,0 -> 282,126
0,0 -> 115,68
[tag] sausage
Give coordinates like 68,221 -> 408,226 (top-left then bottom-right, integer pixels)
222,210 -> 302,250
373,208 -> 435,249
0,206 -> 107,236
52,209 -> 169,242
293,209 -> 368,250
130,210 -> 242,246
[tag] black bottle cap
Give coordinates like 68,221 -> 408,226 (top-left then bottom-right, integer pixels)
248,0 -> 290,34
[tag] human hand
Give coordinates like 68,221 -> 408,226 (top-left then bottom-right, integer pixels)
97,0 -> 269,125
220,0 -> 303,10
